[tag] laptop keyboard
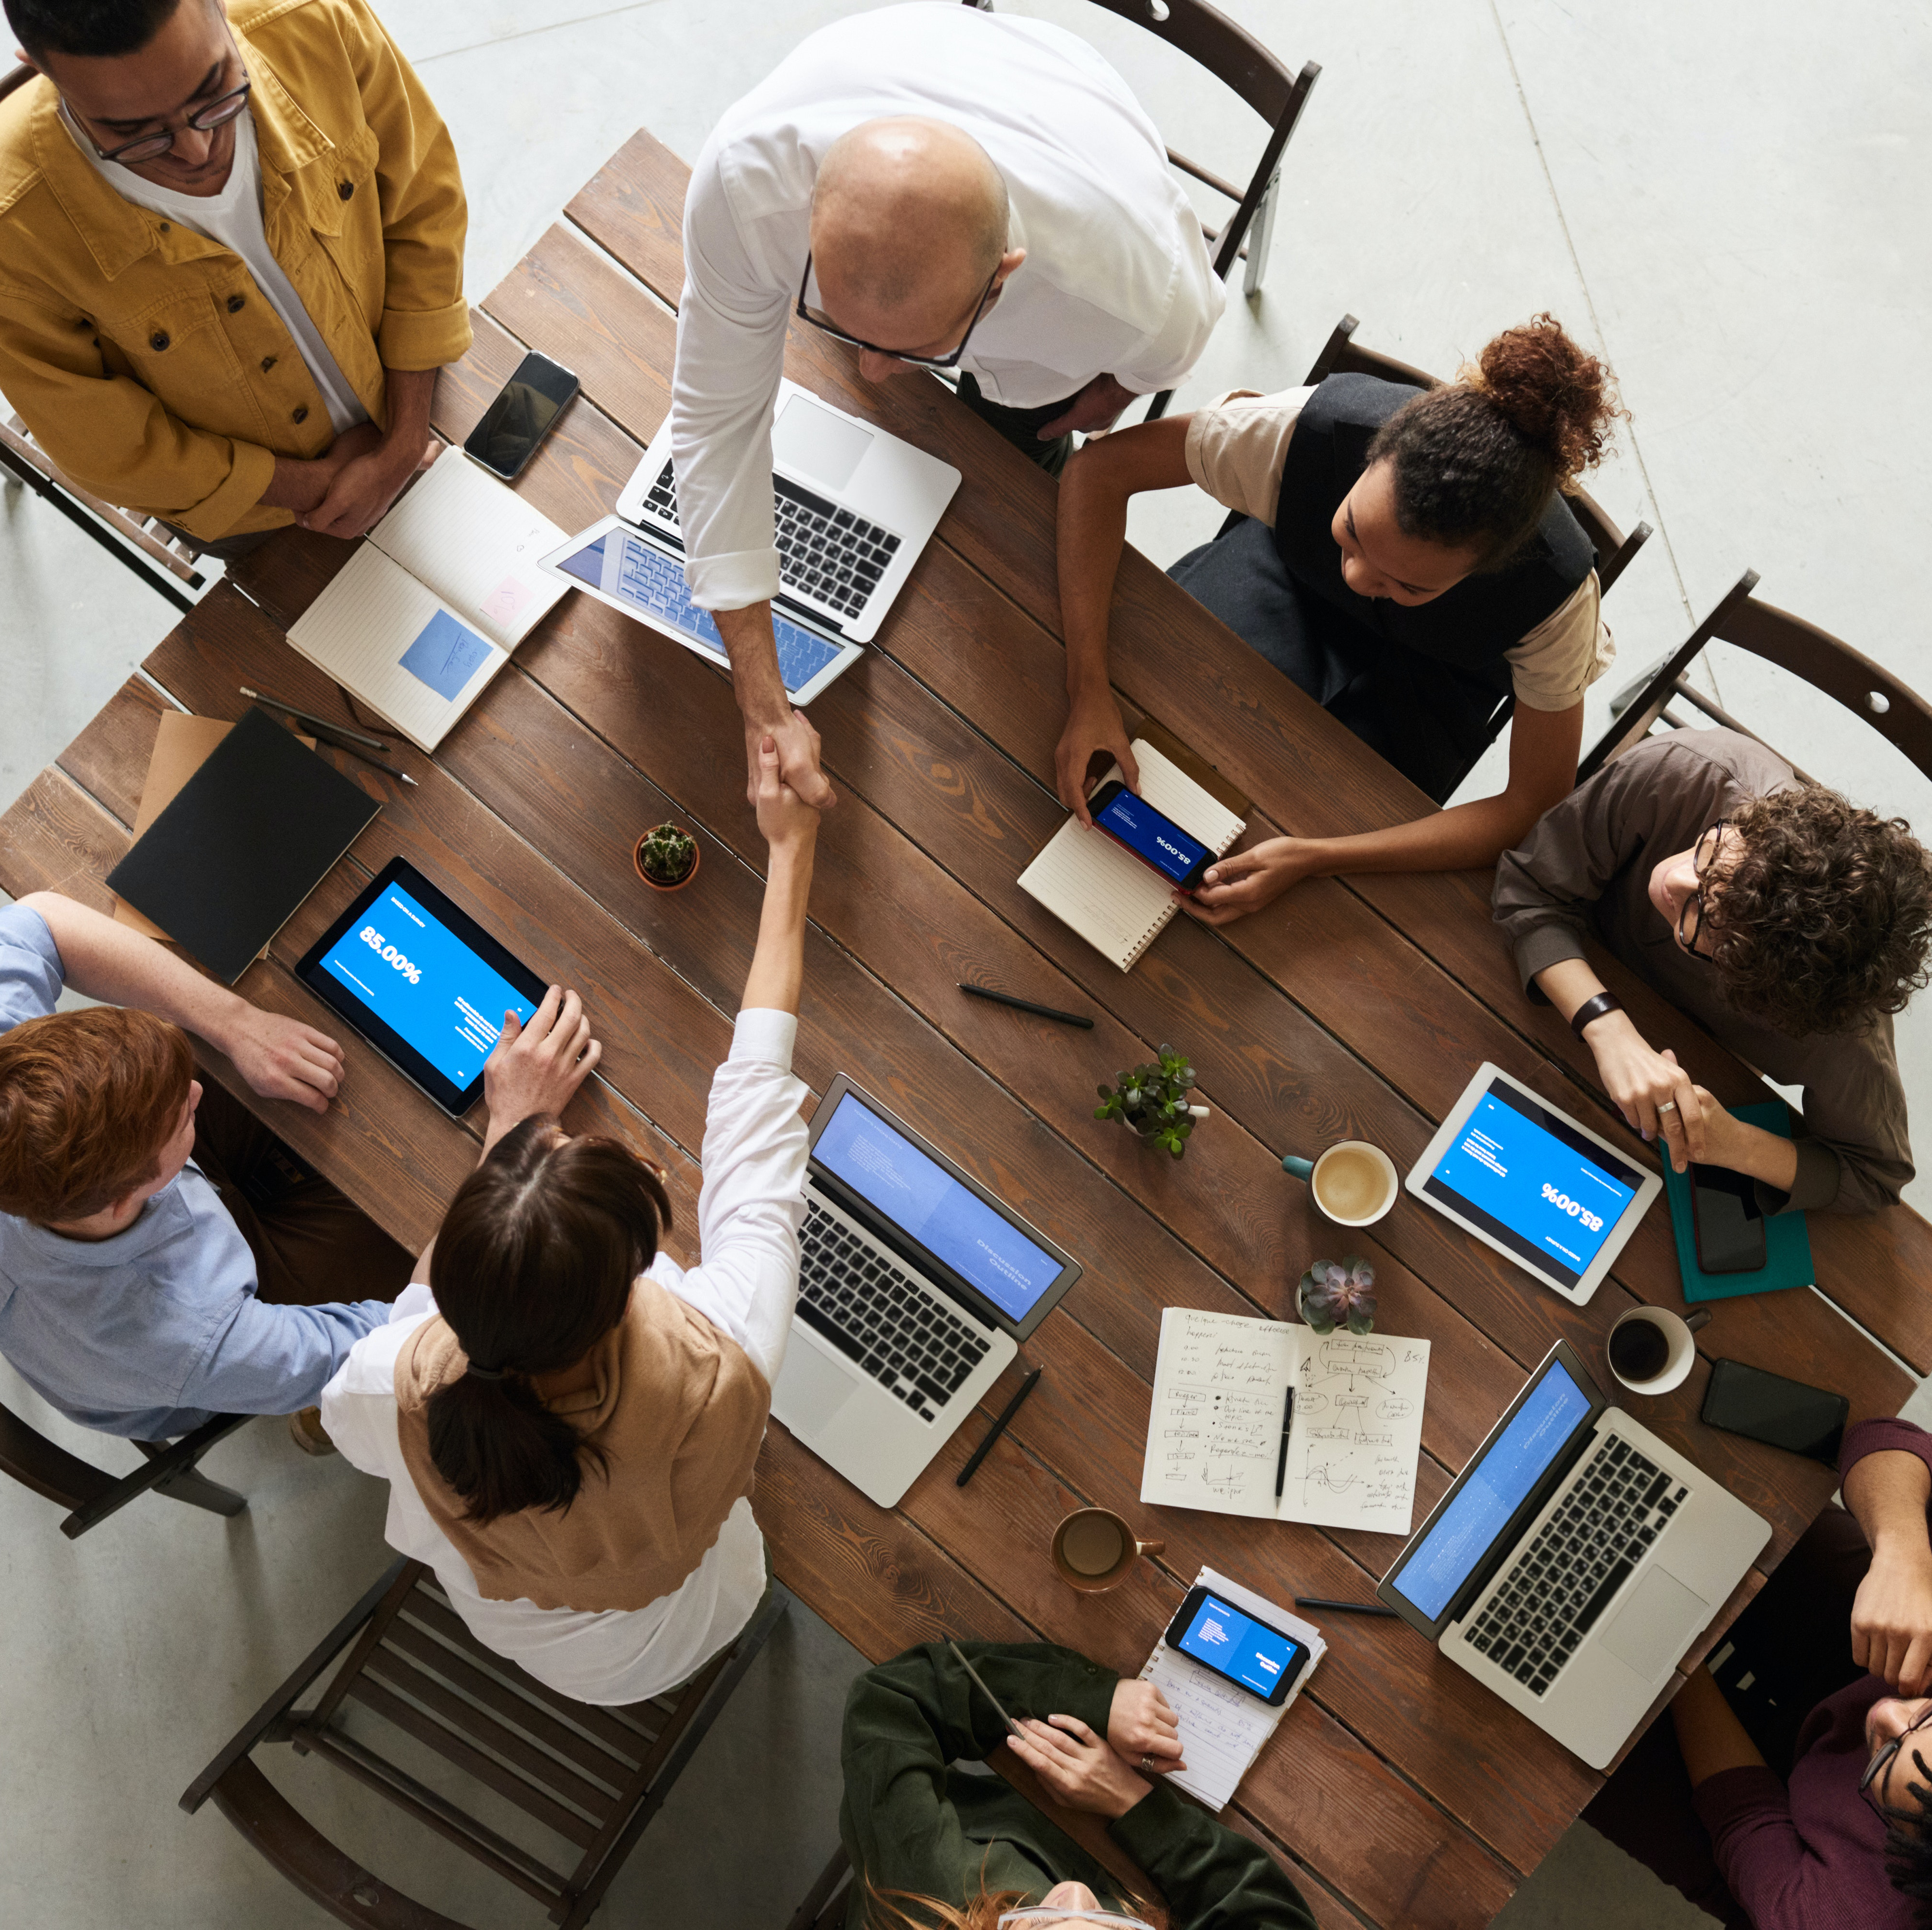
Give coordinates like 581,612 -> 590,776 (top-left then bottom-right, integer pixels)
1466,1435 -> 1690,1698
794,1200 -> 992,1423
641,461 -> 902,622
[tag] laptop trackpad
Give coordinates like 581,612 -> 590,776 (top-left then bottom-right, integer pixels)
776,1340 -> 858,1436
1601,1568 -> 1709,1680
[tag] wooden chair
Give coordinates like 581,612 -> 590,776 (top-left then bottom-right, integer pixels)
1303,313 -> 1653,595
0,1396 -> 249,1538
965,0 -> 1322,420
1578,569 -> 1932,785
784,1845 -> 854,1930
182,1557 -> 793,1930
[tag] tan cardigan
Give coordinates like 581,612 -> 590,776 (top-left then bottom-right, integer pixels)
392,1275 -> 770,1612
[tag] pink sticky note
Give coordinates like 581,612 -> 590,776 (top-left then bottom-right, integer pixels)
481,574 -> 536,624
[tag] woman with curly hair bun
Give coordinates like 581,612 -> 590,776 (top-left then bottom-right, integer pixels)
1054,315 -> 1625,925
1494,729 -> 1932,1215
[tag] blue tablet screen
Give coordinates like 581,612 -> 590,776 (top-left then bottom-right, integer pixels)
316,880 -> 537,1092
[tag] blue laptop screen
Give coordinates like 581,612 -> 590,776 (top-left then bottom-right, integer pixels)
811,1093 -> 1061,1322
1391,1362 -> 1594,1621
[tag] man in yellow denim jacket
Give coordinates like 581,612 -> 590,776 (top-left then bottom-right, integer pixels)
0,0 -> 470,552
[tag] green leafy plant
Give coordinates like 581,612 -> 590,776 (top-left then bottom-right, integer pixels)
1094,1043 -> 1198,1160
1297,1257 -> 1378,1336
637,822 -> 697,886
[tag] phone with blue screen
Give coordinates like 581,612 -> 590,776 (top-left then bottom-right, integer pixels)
1163,1587 -> 1311,1706
1086,780 -> 1214,891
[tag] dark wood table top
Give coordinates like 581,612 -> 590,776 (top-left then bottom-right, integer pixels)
4,129 -> 1923,1929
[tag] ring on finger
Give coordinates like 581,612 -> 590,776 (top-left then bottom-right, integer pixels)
1140,1754 -> 1155,1769
1657,1099 -> 1679,1117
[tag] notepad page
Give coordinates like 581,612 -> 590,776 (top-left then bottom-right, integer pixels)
368,446 -> 568,648
1138,1568 -> 1324,1810
1141,1306 -> 1299,1519
284,545 -> 505,751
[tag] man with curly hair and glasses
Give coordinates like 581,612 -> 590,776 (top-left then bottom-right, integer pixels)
1493,728 -> 1932,1215
1583,1415 -> 1932,1927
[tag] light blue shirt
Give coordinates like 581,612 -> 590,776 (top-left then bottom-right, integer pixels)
0,906 -> 389,1437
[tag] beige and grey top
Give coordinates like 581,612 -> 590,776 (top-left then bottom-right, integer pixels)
1182,386 -> 1613,713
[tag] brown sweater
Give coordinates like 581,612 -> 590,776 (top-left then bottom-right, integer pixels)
392,1275 -> 771,1612
1491,729 -> 1913,1215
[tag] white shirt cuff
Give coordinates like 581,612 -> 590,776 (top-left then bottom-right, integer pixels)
730,1008 -> 798,1070
685,547 -> 783,612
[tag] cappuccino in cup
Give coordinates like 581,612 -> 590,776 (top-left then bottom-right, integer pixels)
1284,1140 -> 1399,1227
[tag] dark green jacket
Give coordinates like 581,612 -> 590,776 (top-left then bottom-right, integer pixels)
838,1642 -> 1316,1930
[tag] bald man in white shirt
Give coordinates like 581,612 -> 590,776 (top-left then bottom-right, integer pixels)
673,1 -> 1225,811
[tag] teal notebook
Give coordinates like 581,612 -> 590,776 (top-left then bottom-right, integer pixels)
1660,1099 -> 1814,1301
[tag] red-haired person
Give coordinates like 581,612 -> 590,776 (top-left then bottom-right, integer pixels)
1053,316 -> 1625,924
0,891 -> 422,1442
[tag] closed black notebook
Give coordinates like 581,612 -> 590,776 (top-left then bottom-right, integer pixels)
106,707 -> 382,985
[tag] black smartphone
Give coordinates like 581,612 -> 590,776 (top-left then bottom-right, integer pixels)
1162,1585 -> 1312,1706
1690,1162 -> 1767,1274
1701,1357 -> 1849,1464
1086,780 -> 1215,893
463,351 -> 579,481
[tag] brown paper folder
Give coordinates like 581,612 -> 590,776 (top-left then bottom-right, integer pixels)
1130,713 -> 1250,817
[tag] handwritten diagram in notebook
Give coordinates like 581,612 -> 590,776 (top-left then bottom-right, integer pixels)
1141,1306 -> 1431,1536
1138,1568 -> 1324,1809
1016,740 -> 1246,970
284,447 -> 568,751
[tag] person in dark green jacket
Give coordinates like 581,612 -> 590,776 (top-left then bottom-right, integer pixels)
839,1640 -> 1317,1929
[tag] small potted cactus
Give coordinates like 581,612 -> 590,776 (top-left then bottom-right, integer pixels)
1094,1043 -> 1208,1160
1297,1257 -> 1378,1335
634,821 -> 700,893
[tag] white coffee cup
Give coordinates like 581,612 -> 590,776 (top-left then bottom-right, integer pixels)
1607,1306 -> 1711,1395
1282,1140 -> 1399,1227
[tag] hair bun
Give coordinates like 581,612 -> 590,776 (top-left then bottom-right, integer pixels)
1470,314 -> 1622,482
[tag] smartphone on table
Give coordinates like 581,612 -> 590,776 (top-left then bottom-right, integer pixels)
1162,1586 -> 1311,1706
1701,1358 -> 1849,1464
1086,780 -> 1214,893
1690,1162 -> 1767,1273
463,351 -> 580,482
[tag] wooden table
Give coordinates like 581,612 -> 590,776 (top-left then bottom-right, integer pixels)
7,130 -> 1927,1928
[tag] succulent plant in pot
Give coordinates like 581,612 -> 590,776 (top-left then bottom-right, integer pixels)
1094,1043 -> 1205,1160
634,822 -> 699,893
1297,1257 -> 1378,1335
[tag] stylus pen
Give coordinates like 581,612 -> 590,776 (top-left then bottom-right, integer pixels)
239,685 -> 392,751
1295,1597 -> 1400,1618
955,1366 -> 1043,1487
957,983 -> 1094,1030
1274,1387 -> 1294,1499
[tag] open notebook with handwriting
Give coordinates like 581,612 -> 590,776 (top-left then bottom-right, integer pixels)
1141,1307 -> 1431,1536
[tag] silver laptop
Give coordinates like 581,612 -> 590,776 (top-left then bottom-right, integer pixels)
1378,1341 -> 1770,1769
773,1076 -> 1081,1508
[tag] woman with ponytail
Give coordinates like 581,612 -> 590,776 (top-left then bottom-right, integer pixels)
322,731 -> 821,1702
1053,315 -> 1626,924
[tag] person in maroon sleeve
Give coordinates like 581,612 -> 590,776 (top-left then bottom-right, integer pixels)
1584,1416 -> 1932,1926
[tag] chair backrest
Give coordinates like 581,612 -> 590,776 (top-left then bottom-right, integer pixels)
0,61 -> 36,107
1579,569 -> 1932,785
1301,313 -> 1651,594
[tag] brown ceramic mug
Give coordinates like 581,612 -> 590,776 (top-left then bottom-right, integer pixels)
1051,1507 -> 1164,1593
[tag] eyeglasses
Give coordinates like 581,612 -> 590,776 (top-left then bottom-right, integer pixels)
83,76 -> 252,166
794,251 -> 1002,371
1676,819 -> 1729,962
995,1912 -> 1157,1930
1861,1705 -> 1932,1818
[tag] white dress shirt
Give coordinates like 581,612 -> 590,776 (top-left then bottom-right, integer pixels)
674,1 -> 1225,610
322,1009 -> 807,1705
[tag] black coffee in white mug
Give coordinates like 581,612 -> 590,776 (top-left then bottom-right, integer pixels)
1609,1321 -> 1670,1382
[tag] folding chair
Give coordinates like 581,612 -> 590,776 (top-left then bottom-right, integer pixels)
183,1557 -> 792,1929
965,0 -> 1322,420
0,1396 -> 249,1538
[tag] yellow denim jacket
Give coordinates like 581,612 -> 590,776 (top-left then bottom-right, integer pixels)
0,0 -> 470,539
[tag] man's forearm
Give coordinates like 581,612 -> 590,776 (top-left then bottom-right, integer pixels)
1057,442 -> 1137,697
258,455 -> 335,514
715,603 -> 792,733
1845,1449 -> 1932,1557
380,366 -> 437,456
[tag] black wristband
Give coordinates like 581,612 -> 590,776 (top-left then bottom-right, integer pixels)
1570,991 -> 1623,1040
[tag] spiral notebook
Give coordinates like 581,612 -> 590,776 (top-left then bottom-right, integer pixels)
1017,732 -> 1247,970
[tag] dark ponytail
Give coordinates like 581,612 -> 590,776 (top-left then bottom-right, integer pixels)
1367,314 -> 1624,569
425,1118 -> 672,1524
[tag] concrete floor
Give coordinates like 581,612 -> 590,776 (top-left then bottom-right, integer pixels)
2,0 -> 1927,1923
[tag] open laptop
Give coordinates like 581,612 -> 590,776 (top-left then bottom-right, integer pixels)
539,380 -> 960,705
1377,1340 -> 1770,1769
773,1076 -> 1081,1508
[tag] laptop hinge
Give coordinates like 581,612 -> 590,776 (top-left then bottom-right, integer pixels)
1440,1423 -> 1603,1631
806,1167 -> 1007,1336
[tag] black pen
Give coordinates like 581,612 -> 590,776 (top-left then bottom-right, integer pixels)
1295,1596 -> 1400,1618
958,983 -> 1094,1030
955,1366 -> 1043,1486
239,684 -> 391,751
1274,1386 -> 1295,1500
257,709 -> 418,787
